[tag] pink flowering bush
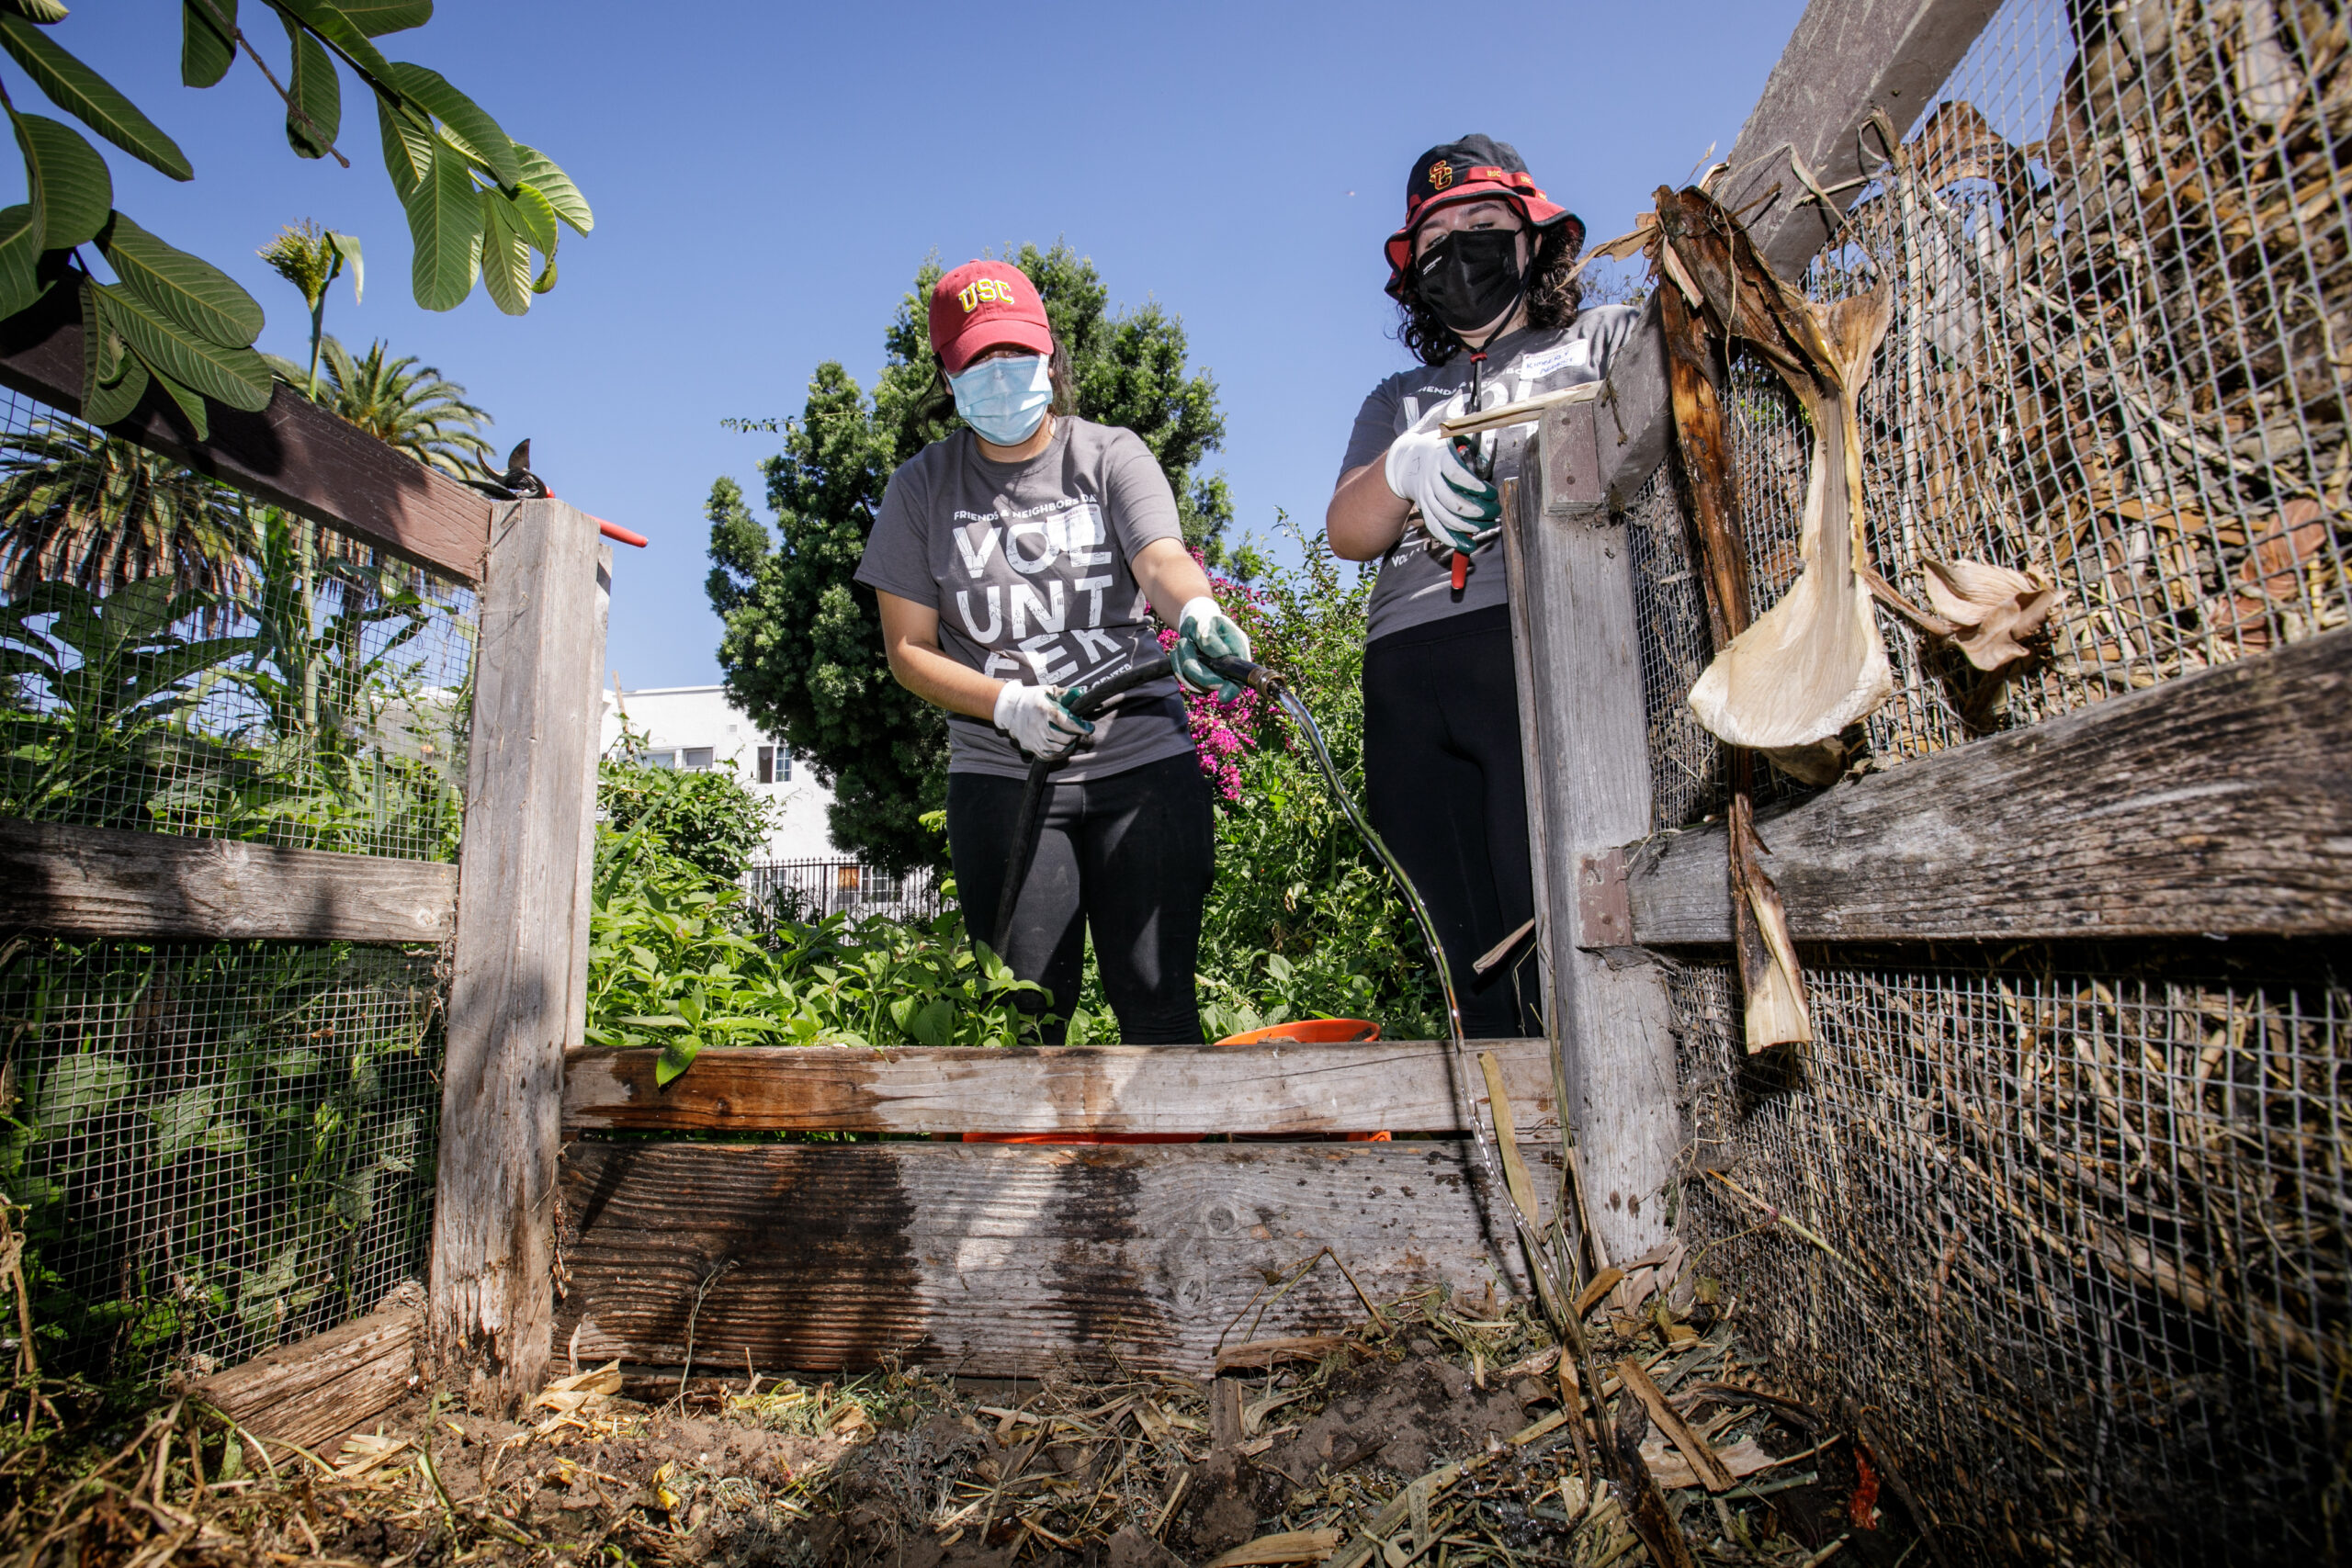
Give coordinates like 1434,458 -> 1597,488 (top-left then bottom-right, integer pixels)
1157,611 -> 1261,803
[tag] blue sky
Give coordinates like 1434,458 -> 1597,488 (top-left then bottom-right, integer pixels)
57,1 -> 1807,689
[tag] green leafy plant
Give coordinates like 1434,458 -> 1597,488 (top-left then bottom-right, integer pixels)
0,1 -> 591,438
0,420 -> 258,608
598,734 -> 779,885
0,575 -> 252,825
584,820 -> 1047,1085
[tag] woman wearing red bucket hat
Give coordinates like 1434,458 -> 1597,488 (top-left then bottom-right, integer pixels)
1324,136 -> 1640,1039
854,259 -> 1251,1044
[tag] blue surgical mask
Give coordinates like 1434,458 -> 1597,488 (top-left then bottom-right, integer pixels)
949,354 -> 1053,446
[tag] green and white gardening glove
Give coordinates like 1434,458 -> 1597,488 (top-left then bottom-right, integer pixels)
1384,398 -> 1498,554
993,682 -> 1091,760
1174,596 -> 1252,703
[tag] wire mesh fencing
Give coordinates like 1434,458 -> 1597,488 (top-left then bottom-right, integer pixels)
0,940 -> 441,1382
1669,948 -> 2346,1565
0,385 -> 479,863
1622,2 -> 2352,1561
0,378 -> 477,1382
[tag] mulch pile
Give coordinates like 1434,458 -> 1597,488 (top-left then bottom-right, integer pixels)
6,1275 -> 1928,1567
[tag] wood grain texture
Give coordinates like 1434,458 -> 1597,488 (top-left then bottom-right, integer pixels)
562,1038 -> 1560,1139
1721,0 -> 2006,278
1592,297 -> 1675,509
191,1303 -> 420,1453
555,1140 -> 1559,1379
428,502 -> 608,1412
0,285 -> 491,584
1504,414 -> 1683,1262
0,817 -> 454,944
1625,628 -> 2352,942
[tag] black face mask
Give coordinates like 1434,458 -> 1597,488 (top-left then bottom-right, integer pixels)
1413,227 -> 1528,335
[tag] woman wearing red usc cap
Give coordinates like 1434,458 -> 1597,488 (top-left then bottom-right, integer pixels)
855,260 -> 1251,1044
1325,135 -> 1639,1039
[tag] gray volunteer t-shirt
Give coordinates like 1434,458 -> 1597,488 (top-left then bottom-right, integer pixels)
855,417 -> 1194,783
1339,307 -> 1642,643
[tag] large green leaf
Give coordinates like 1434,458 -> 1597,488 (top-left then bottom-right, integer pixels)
85,336 -> 146,424
515,142 -> 591,233
334,0 -> 427,33
400,136 -> 480,310
97,280 -> 271,411
328,227 -> 363,301
152,363 -> 210,441
0,14 -> 192,180
280,13 -> 341,158
267,0 -> 396,91
477,186 -> 530,315
375,91 -> 429,195
13,110 -> 107,249
0,203 -> 40,318
4,0 -> 72,22
382,61 -> 518,189
99,210 -> 265,348
180,0 -> 235,87
495,178 -> 558,254
80,273 -> 146,423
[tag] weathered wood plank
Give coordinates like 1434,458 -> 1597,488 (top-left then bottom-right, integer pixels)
1504,429 -> 1682,1264
1625,628 -> 2352,942
561,1038 -> 1560,1139
555,1141 -> 1559,1379
1591,298 -> 1674,509
190,1302 -> 420,1454
0,817 -> 454,944
428,502 -> 608,1412
0,284 -> 491,584
1721,0 -> 2005,278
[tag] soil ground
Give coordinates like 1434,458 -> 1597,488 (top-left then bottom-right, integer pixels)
2,1284 -> 1927,1567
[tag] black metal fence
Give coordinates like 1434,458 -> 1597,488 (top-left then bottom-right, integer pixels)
742,857 -> 948,927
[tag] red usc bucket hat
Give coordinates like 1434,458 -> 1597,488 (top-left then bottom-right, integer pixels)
1384,134 -> 1583,298
928,260 -> 1055,375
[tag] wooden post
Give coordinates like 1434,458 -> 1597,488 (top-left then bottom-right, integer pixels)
426,500 -> 611,1411
1503,399 -> 1683,1263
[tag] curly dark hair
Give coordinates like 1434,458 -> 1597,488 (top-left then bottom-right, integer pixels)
1394,220 -> 1587,367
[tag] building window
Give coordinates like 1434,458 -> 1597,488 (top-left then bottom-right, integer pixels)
643,750 -> 676,769
757,743 -> 791,784
682,747 -> 715,771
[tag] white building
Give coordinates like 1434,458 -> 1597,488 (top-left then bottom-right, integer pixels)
597,683 -> 837,862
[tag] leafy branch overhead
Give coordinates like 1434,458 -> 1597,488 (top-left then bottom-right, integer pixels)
0,0 -> 592,441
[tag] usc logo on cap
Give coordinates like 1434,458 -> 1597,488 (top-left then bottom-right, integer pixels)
957,276 -> 1019,312
1427,160 -> 1455,191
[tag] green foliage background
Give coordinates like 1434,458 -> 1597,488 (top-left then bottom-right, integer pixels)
706,243 -> 1233,872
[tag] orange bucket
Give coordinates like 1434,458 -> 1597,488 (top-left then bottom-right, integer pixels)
964,1017 -> 1389,1142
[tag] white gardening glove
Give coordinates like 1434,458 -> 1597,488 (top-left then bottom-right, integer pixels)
993,682 -> 1091,760
1384,399 -> 1499,553
1173,595 -> 1253,703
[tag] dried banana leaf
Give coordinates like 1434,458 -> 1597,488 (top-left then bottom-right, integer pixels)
1664,183 -> 1894,779
1920,558 -> 2062,671
1656,218 -> 1813,1052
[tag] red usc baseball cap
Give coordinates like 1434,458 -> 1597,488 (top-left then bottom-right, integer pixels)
928,260 -> 1055,375
1383,134 -> 1582,299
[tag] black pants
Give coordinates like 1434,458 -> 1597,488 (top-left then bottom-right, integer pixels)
947,750 -> 1213,1044
1363,605 -> 1541,1039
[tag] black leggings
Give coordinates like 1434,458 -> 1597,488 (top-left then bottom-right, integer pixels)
947,750 -> 1213,1044
1363,605 -> 1541,1039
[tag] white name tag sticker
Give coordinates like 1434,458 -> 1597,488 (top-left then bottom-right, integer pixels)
1517,340 -> 1591,378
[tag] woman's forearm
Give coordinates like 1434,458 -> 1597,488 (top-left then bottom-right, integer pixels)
1129,536 -> 1219,624
887,637 -> 1002,721
1326,461 -> 1410,560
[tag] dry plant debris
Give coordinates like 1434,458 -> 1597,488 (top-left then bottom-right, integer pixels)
0,1258 -> 1919,1568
